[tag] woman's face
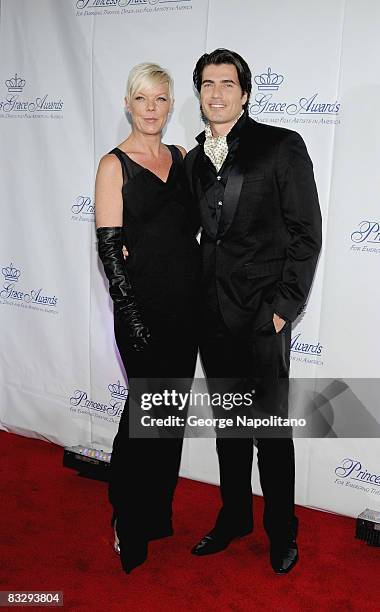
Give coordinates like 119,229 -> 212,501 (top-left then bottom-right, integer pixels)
126,81 -> 172,136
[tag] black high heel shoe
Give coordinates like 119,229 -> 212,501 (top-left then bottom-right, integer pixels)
111,512 -> 118,553
111,513 -> 148,574
111,512 -> 173,551
111,514 -> 120,555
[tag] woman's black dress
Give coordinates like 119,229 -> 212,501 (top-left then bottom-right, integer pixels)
108,145 -> 200,569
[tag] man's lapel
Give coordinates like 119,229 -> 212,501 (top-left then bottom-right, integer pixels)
195,149 -> 218,238
219,119 -> 260,237
218,144 -> 246,237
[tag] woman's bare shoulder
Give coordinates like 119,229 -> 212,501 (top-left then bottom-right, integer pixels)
97,152 -> 121,176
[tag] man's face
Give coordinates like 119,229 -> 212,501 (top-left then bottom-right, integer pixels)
200,63 -> 247,131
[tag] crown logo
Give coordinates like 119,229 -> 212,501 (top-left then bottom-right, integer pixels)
108,380 -> 128,400
5,73 -> 26,93
254,67 -> 284,91
2,262 -> 21,282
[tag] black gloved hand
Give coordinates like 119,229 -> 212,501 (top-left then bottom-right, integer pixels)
96,226 -> 150,352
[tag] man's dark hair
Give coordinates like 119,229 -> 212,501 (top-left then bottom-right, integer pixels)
193,48 -> 252,110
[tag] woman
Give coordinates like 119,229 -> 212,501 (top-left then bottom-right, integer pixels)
95,63 -> 200,574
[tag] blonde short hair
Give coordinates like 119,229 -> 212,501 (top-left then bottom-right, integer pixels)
126,62 -> 174,103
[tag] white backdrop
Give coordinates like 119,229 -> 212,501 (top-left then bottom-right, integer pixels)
0,0 -> 379,519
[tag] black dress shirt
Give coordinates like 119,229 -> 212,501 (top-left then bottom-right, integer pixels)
196,112 -> 247,230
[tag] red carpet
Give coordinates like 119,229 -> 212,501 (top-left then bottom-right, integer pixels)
1,431 -> 379,611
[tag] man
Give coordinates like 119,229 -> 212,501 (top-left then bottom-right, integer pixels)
185,49 -> 322,574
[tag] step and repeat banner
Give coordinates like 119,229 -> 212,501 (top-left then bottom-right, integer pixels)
0,0 -> 379,518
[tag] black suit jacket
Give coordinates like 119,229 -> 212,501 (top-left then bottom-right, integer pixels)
185,116 -> 322,333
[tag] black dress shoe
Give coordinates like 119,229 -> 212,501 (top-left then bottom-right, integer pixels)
191,528 -> 252,556
269,515 -> 299,574
270,541 -> 298,574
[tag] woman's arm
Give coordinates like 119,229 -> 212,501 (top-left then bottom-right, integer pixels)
95,154 -> 150,351
95,154 -> 123,228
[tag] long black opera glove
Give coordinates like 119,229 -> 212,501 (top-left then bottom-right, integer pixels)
96,226 -> 150,352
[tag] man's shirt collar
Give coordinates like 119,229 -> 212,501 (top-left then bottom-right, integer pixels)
196,109 -> 248,146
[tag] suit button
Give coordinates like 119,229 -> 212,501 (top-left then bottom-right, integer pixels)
216,239 -> 222,246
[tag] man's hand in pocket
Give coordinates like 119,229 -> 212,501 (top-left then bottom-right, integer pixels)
273,313 -> 286,333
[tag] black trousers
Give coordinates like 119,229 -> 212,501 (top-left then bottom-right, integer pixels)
109,318 -> 198,542
199,308 -> 295,545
